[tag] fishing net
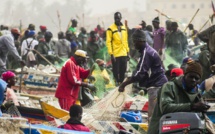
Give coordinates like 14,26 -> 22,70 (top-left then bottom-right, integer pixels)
0,117 -> 26,134
91,63 -> 115,98
164,49 -> 181,69
82,85 -> 134,126
94,46 -> 110,63
5,105 -> 22,117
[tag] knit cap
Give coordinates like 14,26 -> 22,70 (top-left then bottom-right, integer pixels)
132,29 -> 146,42
185,61 -> 203,77
152,17 -> 160,23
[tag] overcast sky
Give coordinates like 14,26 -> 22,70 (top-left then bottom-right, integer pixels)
1,0 -> 146,16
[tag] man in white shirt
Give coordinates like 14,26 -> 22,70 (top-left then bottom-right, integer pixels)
21,30 -> 38,67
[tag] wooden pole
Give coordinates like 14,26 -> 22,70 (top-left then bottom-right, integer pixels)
31,49 -> 61,72
155,9 -> 181,24
57,10 -> 62,31
19,66 -> 23,93
184,8 -> 200,33
199,18 -> 210,32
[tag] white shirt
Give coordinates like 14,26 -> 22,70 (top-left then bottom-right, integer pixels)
21,37 -> 38,56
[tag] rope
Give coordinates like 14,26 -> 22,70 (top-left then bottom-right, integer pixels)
111,92 -> 125,108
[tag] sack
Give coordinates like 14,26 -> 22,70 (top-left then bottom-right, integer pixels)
205,114 -> 215,134
80,87 -> 94,107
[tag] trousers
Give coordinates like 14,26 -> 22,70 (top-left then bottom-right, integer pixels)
111,56 -> 127,83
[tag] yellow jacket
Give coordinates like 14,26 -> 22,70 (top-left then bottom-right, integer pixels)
106,23 -> 129,57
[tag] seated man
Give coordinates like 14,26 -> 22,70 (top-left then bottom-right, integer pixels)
148,61 -> 214,134
59,104 -> 90,132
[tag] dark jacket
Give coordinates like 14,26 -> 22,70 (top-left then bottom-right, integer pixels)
148,76 -> 215,134
131,43 -> 167,88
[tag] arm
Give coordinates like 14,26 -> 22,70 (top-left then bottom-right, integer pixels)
124,27 -> 129,53
21,41 -> 26,56
4,35 -> 21,61
160,28 -> 165,49
67,42 -> 71,58
160,83 -> 191,115
106,28 -> 113,55
66,61 -> 82,86
181,33 -> 188,54
55,42 -> 59,56
79,67 -> 90,79
119,52 -> 149,92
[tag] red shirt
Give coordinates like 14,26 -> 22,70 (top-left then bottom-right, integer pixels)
55,57 -> 90,100
59,123 -> 90,132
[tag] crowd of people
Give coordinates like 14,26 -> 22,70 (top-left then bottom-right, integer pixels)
0,10 -> 215,133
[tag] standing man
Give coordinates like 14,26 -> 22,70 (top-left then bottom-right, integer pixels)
188,24 -> 199,46
68,19 -> 78,35
55,50 -> 95,111
106,12 -> 129,85
118,29 -> 167,120
37,25 -> 47,41
152,17 -> 166,68
21,30 -> 38,67
36,31 -> 56,65
166,22 -> 188,64
55,31 -> 71,58
0,28 -> 23,75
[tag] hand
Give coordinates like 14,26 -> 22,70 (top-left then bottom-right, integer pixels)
158,49 -> 163,55
87,83 -> 97,92
118,84 -> 125,92
88,76 -> 95,81
127,53 -> 130,61
125,20 -> 128,28
111,55 -> 116,62
87,83 -> 95,89
1,101 -> 14,112
191,102 -> 210,112
81,82 -> 88,87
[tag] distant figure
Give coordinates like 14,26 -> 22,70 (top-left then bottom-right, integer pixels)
87,31 -> 104,66
188,24 -> 199,46
59,104 -> 90,132
94,24 -> 105,38
166,22 -> 188,63
21,30 -> 38,67
37,25 -> 47,41
152,17 -> 165,68
36,31 -> 56,65
140,20 -> 146,30
106,12 -> 130,85
78,27 -> 88,51
0,28 -> 24,75
55,31 -> 71,58
68,19 -> 78,35
171,68 -> 184,78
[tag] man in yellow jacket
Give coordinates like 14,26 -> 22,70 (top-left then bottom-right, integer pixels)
106,12 -> 129,85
